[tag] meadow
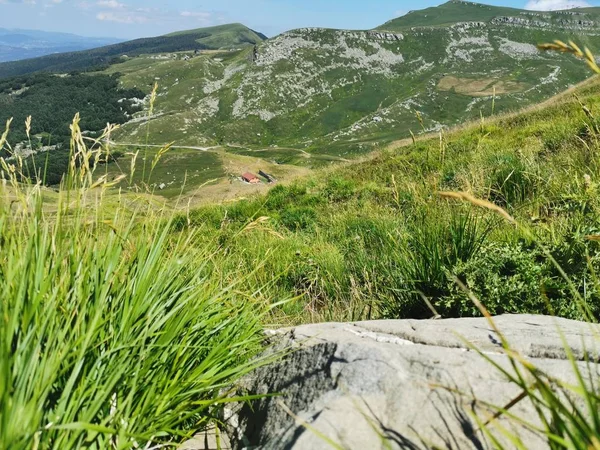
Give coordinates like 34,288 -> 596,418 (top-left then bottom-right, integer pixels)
171,74 -> 600,324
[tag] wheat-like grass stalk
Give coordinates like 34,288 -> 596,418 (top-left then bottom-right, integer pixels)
539,40 -> 600,74
439,191 -> 516,224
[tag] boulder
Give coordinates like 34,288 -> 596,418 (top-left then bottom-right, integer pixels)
226,315 -> 600,449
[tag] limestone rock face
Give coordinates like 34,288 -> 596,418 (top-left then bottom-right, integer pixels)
229,315 -> 600,449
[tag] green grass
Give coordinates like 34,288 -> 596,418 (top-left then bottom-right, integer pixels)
166,23 -> 267,48
0,118 -> 271,449
166,75 -> 600,323
104,146 -> 226,198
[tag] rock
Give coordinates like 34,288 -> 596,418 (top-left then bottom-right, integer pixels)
229,315 -> 600,449
180,426 -> 231,450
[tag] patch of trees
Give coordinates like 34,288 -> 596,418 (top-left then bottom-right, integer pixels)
0,72 -> 143,184
20,147 -> 125,185
0,33 -> 213,79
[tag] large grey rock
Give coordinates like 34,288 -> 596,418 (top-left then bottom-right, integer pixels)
229,315 -> 600,449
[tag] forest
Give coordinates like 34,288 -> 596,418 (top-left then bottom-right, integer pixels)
0,72 -> 144,184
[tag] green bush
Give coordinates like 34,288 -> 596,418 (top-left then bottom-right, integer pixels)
487,153 -> 537,207
280,206 -> 318,230
382,210 -> 492,319
447,242 -> 548,316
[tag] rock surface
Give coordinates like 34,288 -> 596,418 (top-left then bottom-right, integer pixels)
226,315 -> 600,449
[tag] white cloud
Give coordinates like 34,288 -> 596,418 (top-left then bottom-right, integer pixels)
180,10 -> 214,24
0,0 -> 37,4
525,0 -> 591,10
96,0 -> 124,9
96,10 -> 147,23
181,11 -> 211,19
85,1 -> 225,32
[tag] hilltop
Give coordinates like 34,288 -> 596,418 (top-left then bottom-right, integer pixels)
0,23 -> 265,78
378,0 -> 600,30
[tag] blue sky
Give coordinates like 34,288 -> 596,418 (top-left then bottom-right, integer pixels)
1,0 -> 599,39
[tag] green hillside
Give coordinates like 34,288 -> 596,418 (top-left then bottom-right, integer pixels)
167,23 -> 268,44
105,2 -> 600,178
378,0 -> 527,30
0,23 -> 265,79
378,0 -> 600,30
175,75 -> 600,322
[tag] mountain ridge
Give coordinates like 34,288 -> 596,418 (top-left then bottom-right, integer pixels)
0,23 -> 266,79
377,0 -> 600,31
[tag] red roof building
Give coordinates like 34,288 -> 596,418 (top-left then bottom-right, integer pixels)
242,172 -> 261,184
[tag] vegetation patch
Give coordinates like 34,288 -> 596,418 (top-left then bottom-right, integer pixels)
437,75 -> 527,96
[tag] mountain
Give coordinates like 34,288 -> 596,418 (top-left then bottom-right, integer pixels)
108,1 -> 600,158
5,1 -> 600,196
378,1 -> 600,30
0,28 -> 119,63
0,23 -> 266,78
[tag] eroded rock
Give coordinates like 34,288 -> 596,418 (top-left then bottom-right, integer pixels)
227,315 -> 600,449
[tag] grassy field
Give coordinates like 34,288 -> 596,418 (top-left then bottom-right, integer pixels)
4,8 -> 600,445
166,74 -> 600,324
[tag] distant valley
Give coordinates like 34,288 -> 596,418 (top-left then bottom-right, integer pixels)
0,27 -> 119,63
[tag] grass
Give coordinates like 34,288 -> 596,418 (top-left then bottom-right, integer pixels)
0,116 -> 273,449
437,42 -> 600,447
152,71 -> 600,324
103,145 -> 226,198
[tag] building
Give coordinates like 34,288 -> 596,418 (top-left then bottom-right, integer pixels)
259,170 -> 277,183
242,172 -> 261,184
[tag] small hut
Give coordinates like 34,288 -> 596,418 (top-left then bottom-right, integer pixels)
242,172 -> 261,184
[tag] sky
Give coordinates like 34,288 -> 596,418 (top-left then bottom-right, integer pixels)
1,0 -> 600,40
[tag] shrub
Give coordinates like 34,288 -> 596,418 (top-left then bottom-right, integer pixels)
382,210 -> 492,319
447,242 -> 548,316
280,206 -> 318,230
487,153 -> 537,207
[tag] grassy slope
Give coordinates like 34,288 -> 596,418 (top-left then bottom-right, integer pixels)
167,23 -> 267,47
378,1 -> 525,30
176,76 -> 600,324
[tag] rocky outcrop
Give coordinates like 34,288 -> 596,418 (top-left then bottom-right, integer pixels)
224,315 -> 600,449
